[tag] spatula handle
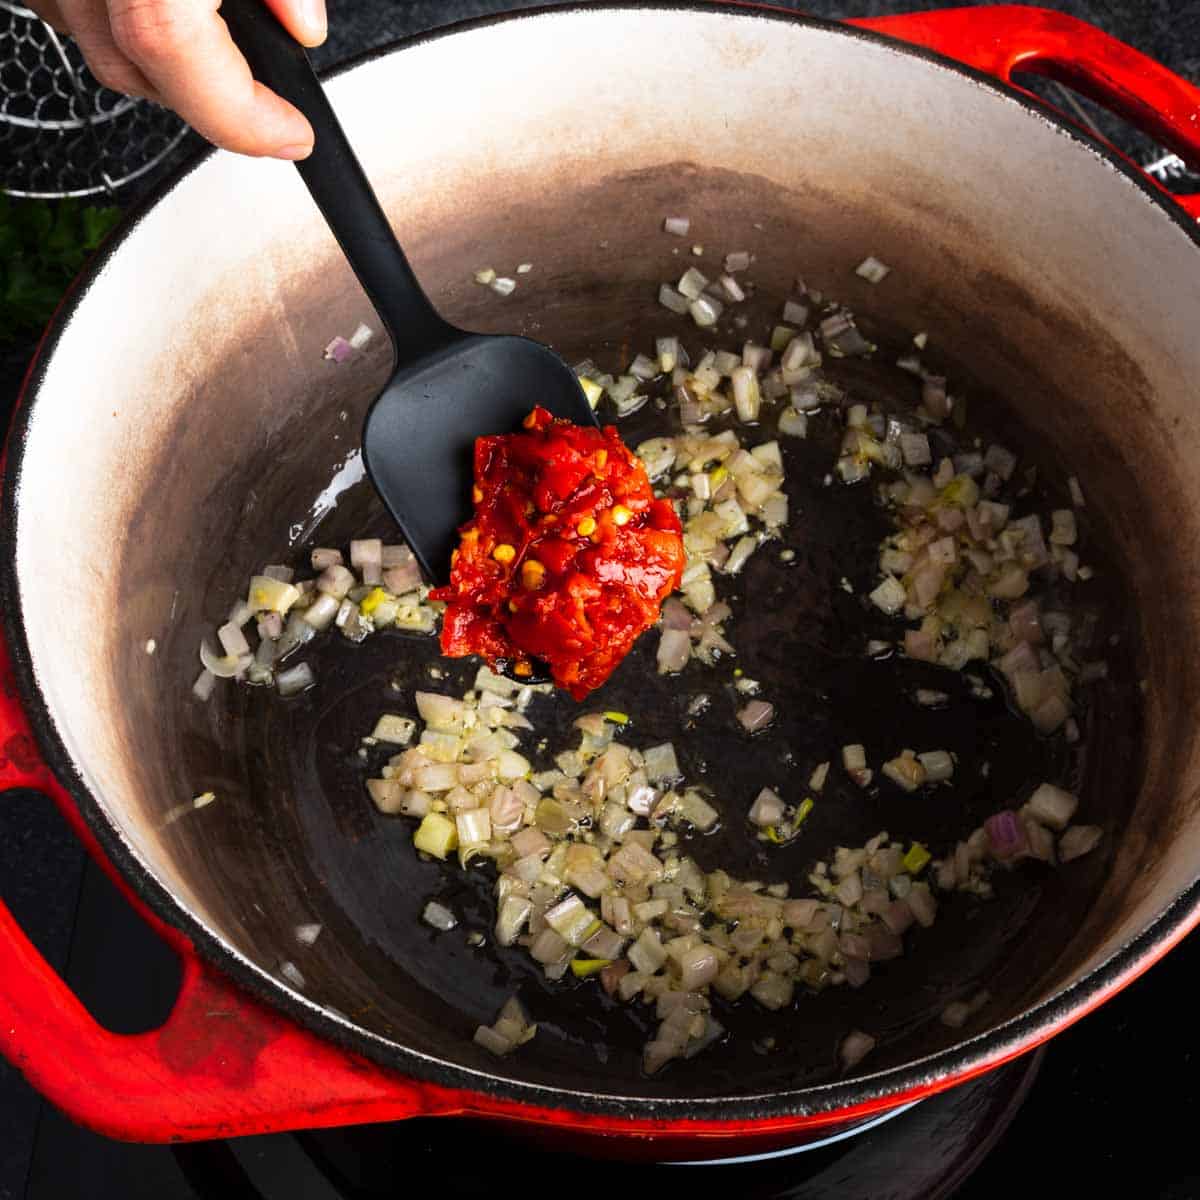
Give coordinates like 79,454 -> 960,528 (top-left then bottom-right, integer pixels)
222,0 -> 455,362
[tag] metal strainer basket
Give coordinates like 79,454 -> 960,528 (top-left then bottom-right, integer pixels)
0,0 -> 189,198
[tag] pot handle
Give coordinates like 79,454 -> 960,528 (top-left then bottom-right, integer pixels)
0,638 -> 465,1140
848,5 -> 1200,220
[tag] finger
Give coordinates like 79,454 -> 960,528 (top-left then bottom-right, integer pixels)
57,0 -> 159,98
263,0 -> 326,49
23,0 -> 69,34
108,0 -> 314,158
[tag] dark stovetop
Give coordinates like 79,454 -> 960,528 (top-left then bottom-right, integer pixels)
2,2 -> 1200,1198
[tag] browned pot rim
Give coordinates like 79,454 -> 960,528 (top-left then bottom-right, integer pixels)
4,2 -> 1200,1123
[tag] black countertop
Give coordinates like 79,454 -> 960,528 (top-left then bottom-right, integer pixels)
2,2 -> 1200,1197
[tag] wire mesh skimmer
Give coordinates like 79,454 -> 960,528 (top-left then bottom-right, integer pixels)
0,0 -> 189,198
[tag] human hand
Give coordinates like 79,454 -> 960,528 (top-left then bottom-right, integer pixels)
23,0 -> 325,159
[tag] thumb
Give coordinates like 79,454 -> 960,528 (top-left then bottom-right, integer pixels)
262,0 -> 326,48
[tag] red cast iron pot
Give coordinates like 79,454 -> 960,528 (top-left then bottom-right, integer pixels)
3,3 -> 1200,1160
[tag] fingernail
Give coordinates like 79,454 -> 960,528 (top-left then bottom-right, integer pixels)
277,142 -> 313,161
298,0 -> 327,44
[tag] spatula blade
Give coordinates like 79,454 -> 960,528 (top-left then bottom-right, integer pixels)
363,334 -> 597,581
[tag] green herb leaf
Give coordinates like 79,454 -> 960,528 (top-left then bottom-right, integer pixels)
82,205 -> 121,251
0,197 -> 122,345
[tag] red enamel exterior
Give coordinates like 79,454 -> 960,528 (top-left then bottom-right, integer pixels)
845,5 -> 1200,217
1,3 -> 1199,1149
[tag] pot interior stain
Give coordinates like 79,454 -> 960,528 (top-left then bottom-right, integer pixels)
206,333 -> 1141,1098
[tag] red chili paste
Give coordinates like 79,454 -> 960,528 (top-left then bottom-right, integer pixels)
432,407 -> 685,699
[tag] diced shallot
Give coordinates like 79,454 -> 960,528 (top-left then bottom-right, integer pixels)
658,284 -> 690,314
737,700 -> 774,733
276,661 -> 315,697
1025,783 -> 1078,831
839,1030 -> 876,1068
678,944 -> 720,991
689,296 -> 723,328
217,621 -> 249,657
855,256 -> 890,284
1059,824 -> 1103,861
657,628 -> 691,675
199,640 -> 252,679
749,787 -> 785,827
192,669 -> 216,701
422,900 -> 458,931
311,547 -> 343,570
984,810 -> 1027,860
294,922 -> 322,946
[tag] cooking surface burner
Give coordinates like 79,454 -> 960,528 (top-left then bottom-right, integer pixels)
181,1056 -> 1037,1199
3,1 -> 1200,1196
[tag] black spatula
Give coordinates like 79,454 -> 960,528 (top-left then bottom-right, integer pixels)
223,1 -> 598,587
